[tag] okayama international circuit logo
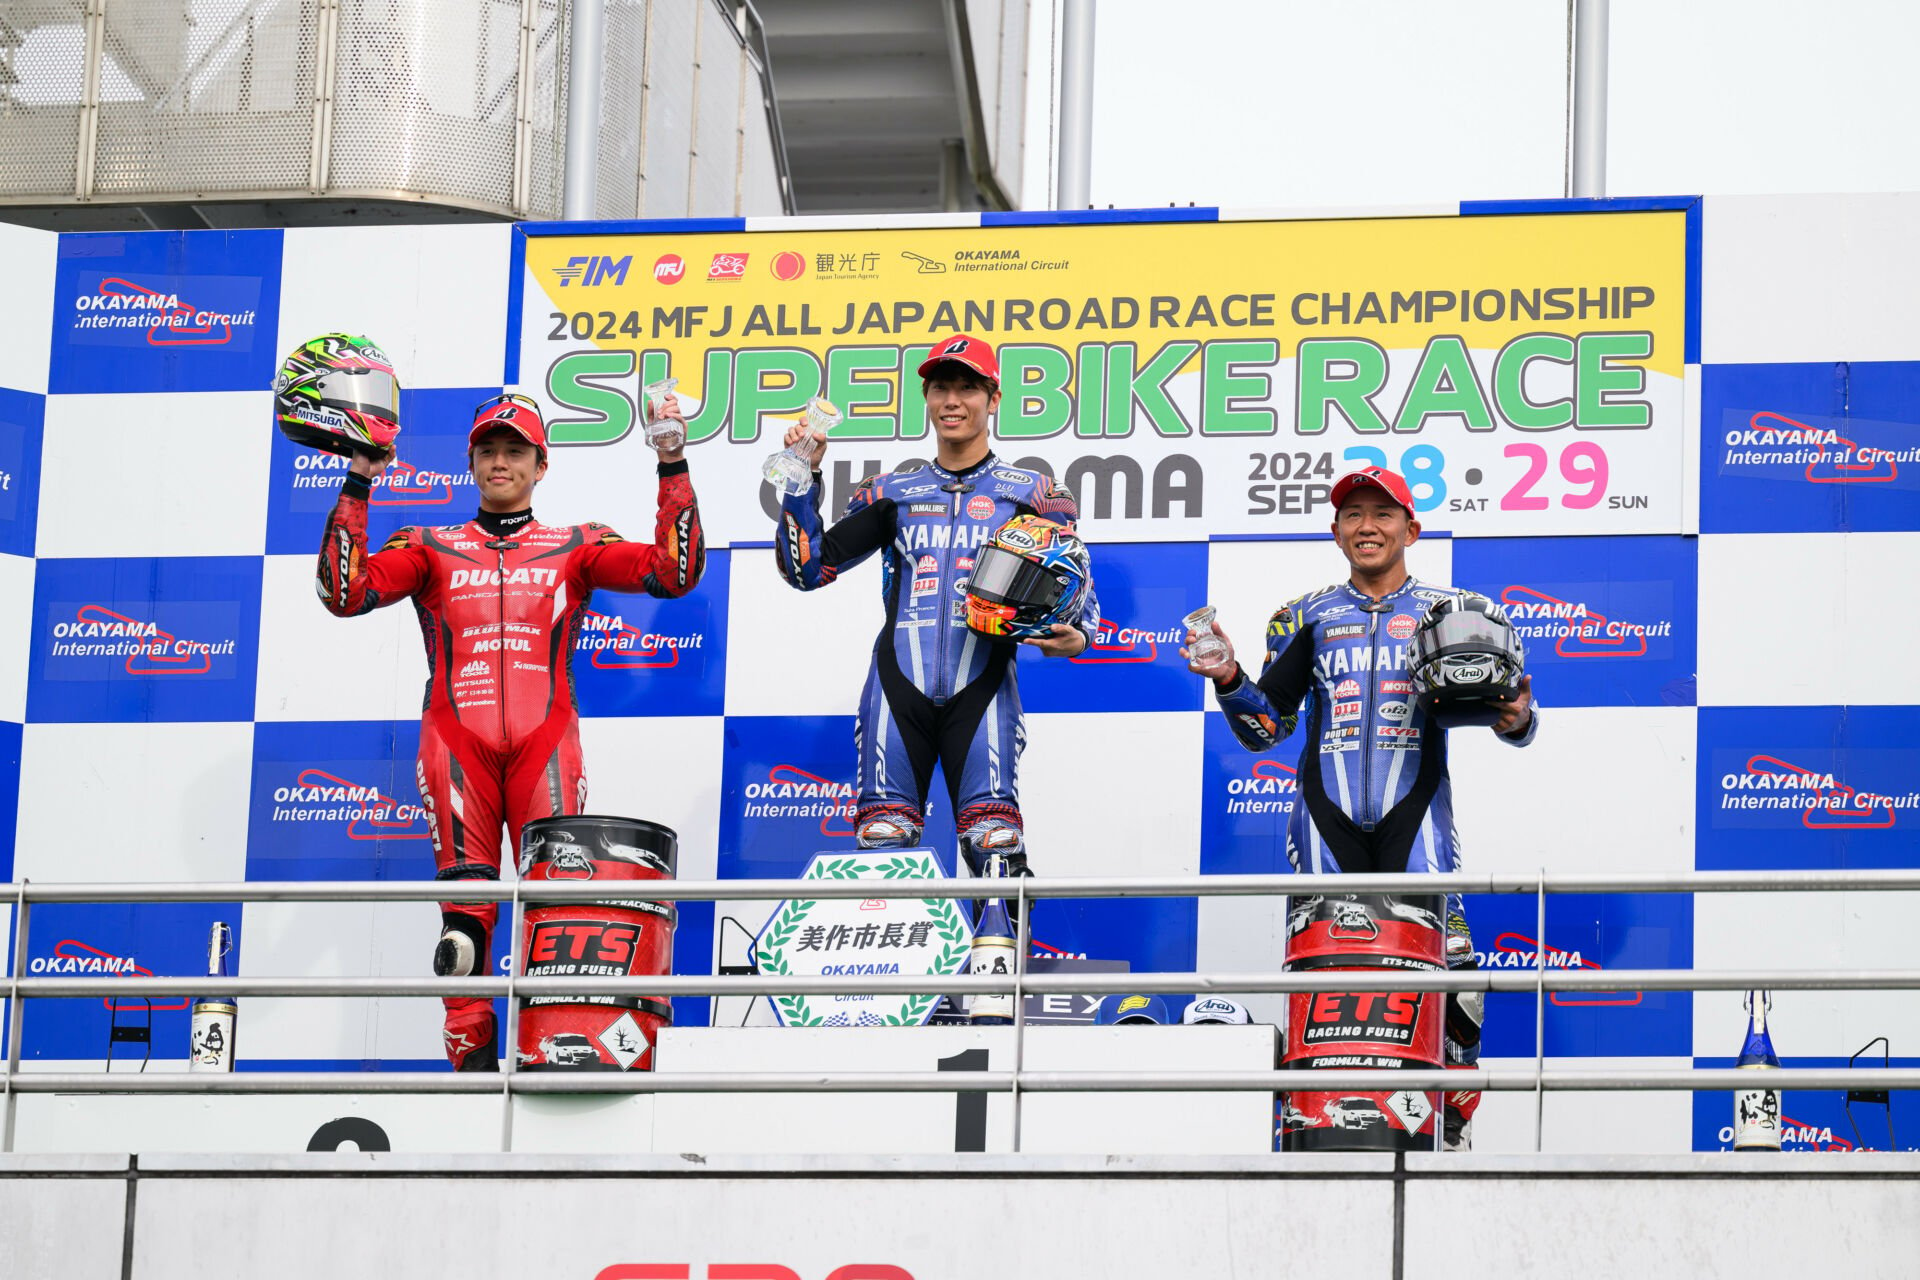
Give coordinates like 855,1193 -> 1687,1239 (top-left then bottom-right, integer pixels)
72,276 -> 255,347
1497,585 -> 1671,658
1070,613 -> 1185,665
289,450 -> 469,504
575,609 -> 702,670
48,605 -> 236,674
1222,759 -> 1297,818
1714,1114 -> 1856,1152
1726,411 -> 1911,484
267,768 -> 429,840
32,939 -> 190,1013
740,765 -> 856,837
1483,931 -> 1639,1008
1720,754 -> 1910,829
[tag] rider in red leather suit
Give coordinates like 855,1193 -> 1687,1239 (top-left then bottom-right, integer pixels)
317,393 -> 704,1069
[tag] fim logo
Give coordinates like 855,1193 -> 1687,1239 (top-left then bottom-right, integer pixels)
553,256 -> 632,288
1071,615 -> 1184,665
1725,754 -> 1904,829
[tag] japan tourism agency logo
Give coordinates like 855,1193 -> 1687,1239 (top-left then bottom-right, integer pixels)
46,604 -> 237,675
1719,753 -> 1911,829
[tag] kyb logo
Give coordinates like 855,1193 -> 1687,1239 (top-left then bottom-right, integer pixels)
576,609 -> 700,670
72,276 -> 255,346
48,605 -> 235,674
1498,585 -> 1671,658
1222,759 -> 1297,817
740,765 -> 856,837
268,767 -> 429,841
553,255 -> 632,288
1721,754 -> 1908,828
1071,614 -> 1184,665
1484,931 -> 1637,1007
1729,411 -> 1909,485
37,940 -> 190,1012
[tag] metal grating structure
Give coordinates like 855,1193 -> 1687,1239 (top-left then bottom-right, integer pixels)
0,0 -> 790,227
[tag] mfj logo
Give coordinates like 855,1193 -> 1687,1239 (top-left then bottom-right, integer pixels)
36,940 -> 190,1012
575,609 -> 700,670
49,605 -> 235,673
72,276 -> 255,346
1726,411 -> 1913,484
1722,754 -> 1911,828
741,765 -> 856,836
553,255 -> 632,288
1498,585 -> 1672,657
1071,614 -> 1184,665
1223,759 -> 1297,817
1484,931 -> 1638,1007
269,768 -> 429,840
289,450 -> 471,503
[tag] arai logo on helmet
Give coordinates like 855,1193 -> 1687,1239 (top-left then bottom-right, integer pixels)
998,526 -> 1040,552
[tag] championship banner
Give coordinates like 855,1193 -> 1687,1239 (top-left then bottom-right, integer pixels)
516,213 -> 1687,544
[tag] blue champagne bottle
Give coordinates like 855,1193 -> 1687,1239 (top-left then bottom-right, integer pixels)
189,922 -> 236,1072
967,855 -> 1017,1025
1732,990 -> 1781,1151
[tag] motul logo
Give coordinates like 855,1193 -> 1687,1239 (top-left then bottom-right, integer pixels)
597,1268 -> 913,1280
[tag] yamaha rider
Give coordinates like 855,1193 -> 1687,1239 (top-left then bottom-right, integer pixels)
1183,465 -> 1536,1150
772,334 -> 1097,887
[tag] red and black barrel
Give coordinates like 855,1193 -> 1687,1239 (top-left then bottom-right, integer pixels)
1280,894 -> 1445,1151
514,815 -> 676,1072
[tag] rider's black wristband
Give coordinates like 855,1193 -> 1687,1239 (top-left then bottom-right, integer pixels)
342,471 -> 372,501
657,459 -> 689,477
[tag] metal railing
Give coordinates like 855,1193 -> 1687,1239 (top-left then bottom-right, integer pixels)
6,869 -> 1918,1153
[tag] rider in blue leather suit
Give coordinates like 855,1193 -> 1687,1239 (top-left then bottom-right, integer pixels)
773,334 -> 1098,878
1187,465 -> 1537,1148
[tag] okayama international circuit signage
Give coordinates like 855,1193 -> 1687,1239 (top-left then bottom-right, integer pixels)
753,850 -> 973,1028
517,211 -> 1688,545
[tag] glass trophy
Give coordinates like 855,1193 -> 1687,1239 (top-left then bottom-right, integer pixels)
1184,605 -> 1230,667
762,396 -> 840,497
642,377 -> 683,452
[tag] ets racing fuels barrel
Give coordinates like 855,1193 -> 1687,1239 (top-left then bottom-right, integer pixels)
1280,894 -> 1445,1151
515,815 -> 676,1072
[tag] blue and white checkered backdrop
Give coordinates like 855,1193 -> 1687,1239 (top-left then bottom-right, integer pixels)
1,197 -> 1915,1153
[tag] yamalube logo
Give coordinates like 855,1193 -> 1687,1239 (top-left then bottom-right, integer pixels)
754,850 -> 973,1028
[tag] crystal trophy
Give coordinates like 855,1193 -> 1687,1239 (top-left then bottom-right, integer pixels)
1184,605 -> 1230,668
641,377 -> 683,452
761,396 -> 840,497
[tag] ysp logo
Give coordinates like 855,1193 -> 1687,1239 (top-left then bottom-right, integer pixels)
1499,585 -> 1671,658
553,255 -> 632,288
1071,615 -> 1183,665
1486,931 -> 1638,1007
48,604 -> 233,675
1731,754 -> 1900,829
740,765 -> 857,837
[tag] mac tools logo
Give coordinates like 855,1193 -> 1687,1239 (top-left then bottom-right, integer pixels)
569,553 -> 729,719
1701,707 -> 1919,870
52,227 -> 283,394
1454,534 -> 1696,709
29,557 -> 260,722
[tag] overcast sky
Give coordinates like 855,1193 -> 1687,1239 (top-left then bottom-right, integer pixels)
1022,0 -> 1920,210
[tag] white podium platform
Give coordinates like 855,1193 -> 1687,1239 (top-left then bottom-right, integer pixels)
10,1024 -> 1278,1155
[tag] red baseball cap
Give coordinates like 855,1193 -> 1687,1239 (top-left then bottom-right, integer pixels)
469,392 -> 548,452
917,333 -> 1000,384
1330,465 -> 1415,515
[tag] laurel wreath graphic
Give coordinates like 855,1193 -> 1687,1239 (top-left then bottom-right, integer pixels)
755,854 -> 968,1027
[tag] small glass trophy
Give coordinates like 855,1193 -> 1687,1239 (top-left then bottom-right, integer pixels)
1184,605 -> 1230,667
762,396 -> 840,497
642,377 -> 683,452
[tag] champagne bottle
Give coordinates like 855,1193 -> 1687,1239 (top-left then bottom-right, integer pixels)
1732,990 -> 1781,1151
966,855 -> 1017,1025
188,922 -> 236,1072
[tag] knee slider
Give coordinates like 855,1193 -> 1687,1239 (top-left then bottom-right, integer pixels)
433,912 -> 490,978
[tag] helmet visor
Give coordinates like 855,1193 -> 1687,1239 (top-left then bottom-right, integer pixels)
312,366 -> 400,421
1416,608 -> 1513,661
969,544 -> 1068,610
